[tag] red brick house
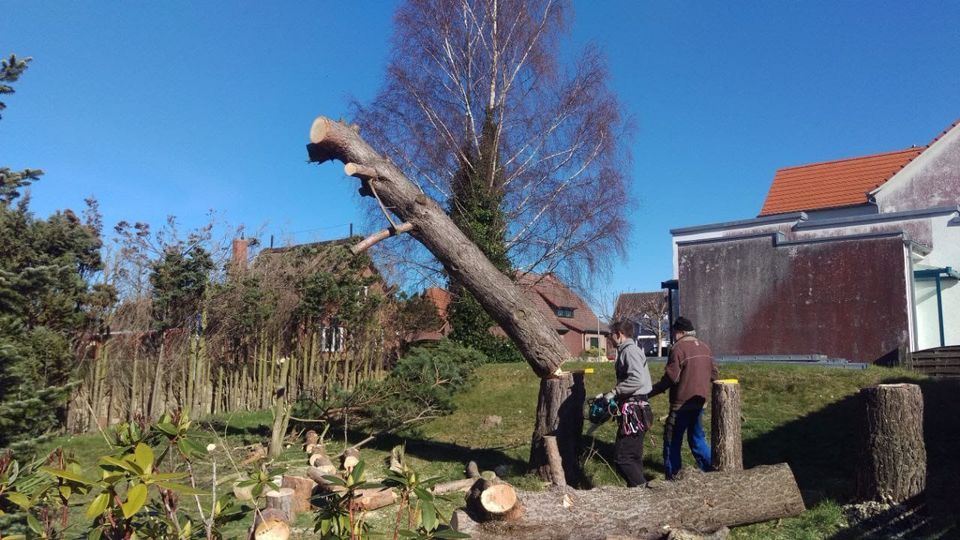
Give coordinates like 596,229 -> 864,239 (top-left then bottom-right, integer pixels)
418,273 -> 608,359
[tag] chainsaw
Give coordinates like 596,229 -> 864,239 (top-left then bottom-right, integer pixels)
585,393 -> 619,435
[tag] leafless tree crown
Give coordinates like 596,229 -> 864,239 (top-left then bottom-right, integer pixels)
353,0 -> 633,289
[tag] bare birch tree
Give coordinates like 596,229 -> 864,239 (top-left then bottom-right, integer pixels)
353,0 -> 632,288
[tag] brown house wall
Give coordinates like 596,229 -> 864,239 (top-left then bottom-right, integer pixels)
677,234 -> 910,363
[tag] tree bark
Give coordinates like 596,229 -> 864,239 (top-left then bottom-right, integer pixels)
281,474 -> 318,513
268,359 -> 292,459
452,464 -> 805,540
542,435 -> 567,487
529,372 -> 585,484
307,117 -> 568,379
265,488 -> 296,523
856,383 -> 926,503
711,380 -> 743,471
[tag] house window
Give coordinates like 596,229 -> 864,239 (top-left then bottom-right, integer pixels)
320,326 -> 346,352
590,337 -> 599,349
555,307 -> 574,318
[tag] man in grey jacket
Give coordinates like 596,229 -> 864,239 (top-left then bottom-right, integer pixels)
604,320 -> 654,487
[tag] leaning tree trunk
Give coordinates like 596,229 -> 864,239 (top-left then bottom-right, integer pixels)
856,383 -> 926,503
452,464 -> 805,540
307,117 -> 575,472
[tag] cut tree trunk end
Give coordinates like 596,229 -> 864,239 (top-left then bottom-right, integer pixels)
529,372 -> 585,485
466,478 -> 523,522
341,446 -> 361,472
252,508 -> 290,540
711,379 -> 743,471
856,383 -> 926,503
452,463 -> 805,540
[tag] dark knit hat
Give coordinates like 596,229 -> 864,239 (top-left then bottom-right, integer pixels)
672,317 -> 695,332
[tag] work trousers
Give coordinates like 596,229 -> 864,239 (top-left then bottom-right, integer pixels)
663,407 -> 713,479
614,430 -> 646,487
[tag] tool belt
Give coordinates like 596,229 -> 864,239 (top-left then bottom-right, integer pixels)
618,396 -> 652,436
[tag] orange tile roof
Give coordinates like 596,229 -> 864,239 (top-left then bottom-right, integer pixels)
758,147 -> 924,216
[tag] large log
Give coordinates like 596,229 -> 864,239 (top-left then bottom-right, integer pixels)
307,117 -> 567,379
856,383 -> 926,503
711,379 -> 743,471
529,372 -> 585,484
451,464 -> 805,540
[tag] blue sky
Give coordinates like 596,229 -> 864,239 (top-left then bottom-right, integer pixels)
3,1 -> 958,312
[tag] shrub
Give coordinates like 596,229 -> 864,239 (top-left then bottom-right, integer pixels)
386,339 -> 487,414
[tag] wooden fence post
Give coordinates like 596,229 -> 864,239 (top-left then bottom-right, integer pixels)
711,379 -> 743,471
856,383 -> 926,503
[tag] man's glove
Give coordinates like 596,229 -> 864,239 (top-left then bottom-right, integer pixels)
603,391 -> 615,401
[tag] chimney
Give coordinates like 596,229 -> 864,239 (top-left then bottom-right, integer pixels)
231,238 -> 249,273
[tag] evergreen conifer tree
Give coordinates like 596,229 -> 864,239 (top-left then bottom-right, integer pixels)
0,54 -> 107,457
447,111 -> 519,361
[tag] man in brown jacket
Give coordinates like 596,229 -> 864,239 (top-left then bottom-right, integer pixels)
648,316 -> 719,479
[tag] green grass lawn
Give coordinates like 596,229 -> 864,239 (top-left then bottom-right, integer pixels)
41,361 -> 959,539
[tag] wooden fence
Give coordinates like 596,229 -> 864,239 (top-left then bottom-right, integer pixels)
907,346 -> 960,378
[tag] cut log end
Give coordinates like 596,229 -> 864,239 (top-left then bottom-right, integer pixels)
341,447 -> 361,472
467,479 -> 522,522
252,508 -> 290,540
480,484 -> 518,514
344,162 -> 379,179
309,116 -> 333,144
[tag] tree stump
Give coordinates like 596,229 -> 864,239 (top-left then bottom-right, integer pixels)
282,474 -> 318,513
856,383 -> 926,503
711,379 -> 743,471
265,488 -> 296,523
529,372 -> 585,485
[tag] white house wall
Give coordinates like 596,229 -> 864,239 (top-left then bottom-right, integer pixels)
914,214 -> 960,349
875,121 -> 960,213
